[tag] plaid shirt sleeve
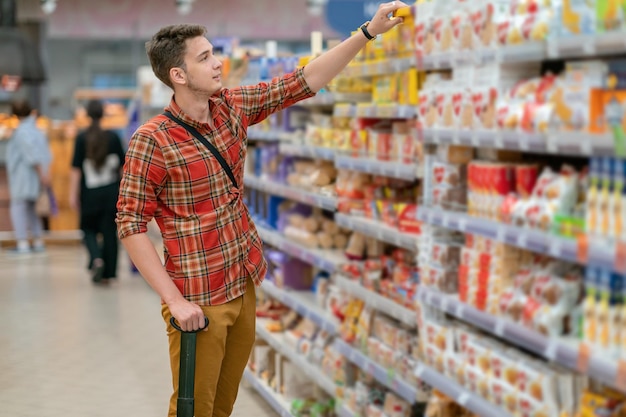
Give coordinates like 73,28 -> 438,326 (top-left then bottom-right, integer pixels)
116,125 -> 168,239
228,66 -> 316,126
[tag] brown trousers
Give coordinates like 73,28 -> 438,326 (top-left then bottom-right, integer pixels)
162,277 -> 256,417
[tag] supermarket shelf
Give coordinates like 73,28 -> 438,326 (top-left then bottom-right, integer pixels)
243,369 -> 295,417
417,287 -> 626,394
422,128 -> 617,157
335,213 -> 419,251
256,319 -> 337,396
299,92 -> 372,106
335,275 -> 416,328
547,31 -> 626,59
334,103 -> 417,119
244,175 -> 337,211
247,129 -> 288,141
414,363 -> 513,417
335,155 -> 420,181
336,404 -> 358,417
261,280 -> 339,335
334,339 -> 418,403
417,206 -> 619,271
418,32 -> 626,70
256,226 -> 345,274
342,57 -> 415,78
279,143 -> 336,161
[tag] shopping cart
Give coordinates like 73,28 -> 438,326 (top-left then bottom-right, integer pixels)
170,316 -> 210,417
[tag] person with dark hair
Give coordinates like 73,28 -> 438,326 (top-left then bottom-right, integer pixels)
70,99 -> 125,284
116,3 -> 406,416
5,99 -> 52,256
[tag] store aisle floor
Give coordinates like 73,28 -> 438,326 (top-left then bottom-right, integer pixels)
0,245 -> 278,417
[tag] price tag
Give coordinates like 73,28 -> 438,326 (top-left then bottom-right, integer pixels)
458,218 -> 467,232
457,392 -> 471,406
455,303 -> 465,319
615,241 -> 626,274
387,368 -> 396,384
440,296 -> 449,312
577,342 -> 591,374
496,225 -> 506,242
415,363 -> 426,378
577,234 -> 589,264
549,239 -> 561,258
544,339 -> 558,362
580,140 -> 592,156
616,360 -> 626,392
442,214 -> 450,228
517,232 -> 528,248
494,319 -> 506,337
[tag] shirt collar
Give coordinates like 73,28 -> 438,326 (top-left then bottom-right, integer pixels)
166,93 -> 222,130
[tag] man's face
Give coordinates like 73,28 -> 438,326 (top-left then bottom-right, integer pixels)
181,36 -> 223,95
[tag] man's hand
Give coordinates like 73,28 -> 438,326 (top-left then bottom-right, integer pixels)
366,1 -> 409,37
168,298 -> 207,332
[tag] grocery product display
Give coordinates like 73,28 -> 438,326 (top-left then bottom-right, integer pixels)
230,1 -> 626,416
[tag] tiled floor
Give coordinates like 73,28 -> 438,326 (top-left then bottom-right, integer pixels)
0,244 -> 278,417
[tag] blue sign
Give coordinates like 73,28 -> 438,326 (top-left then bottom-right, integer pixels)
325,0 -> 381,37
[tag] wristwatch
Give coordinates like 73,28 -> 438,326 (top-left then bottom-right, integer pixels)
359,21 -> 376,41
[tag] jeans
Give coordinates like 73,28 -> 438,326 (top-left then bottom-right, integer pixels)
10,199 -> 43,241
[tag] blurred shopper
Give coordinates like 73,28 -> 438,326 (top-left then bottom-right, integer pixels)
6,99 -> 52,256
70,100 -> 125,284
116,2 -> 407,415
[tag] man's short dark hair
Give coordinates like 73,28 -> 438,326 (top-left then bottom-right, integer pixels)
145,24 -> 207,89
11,99 -> 32,118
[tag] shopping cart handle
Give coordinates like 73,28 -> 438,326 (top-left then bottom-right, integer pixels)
170,316 -> 209,333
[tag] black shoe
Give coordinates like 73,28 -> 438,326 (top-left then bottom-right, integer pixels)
92,263 -> 105,283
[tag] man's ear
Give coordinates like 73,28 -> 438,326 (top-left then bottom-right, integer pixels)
169,67 -> 187,87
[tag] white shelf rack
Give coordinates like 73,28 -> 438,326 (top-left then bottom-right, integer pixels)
255,319 -> 337,397
261,280 -> 339,335
333,103 -> 417,119
334,213 -> 419,251
299,92 -> 372,107
417,206 -> 620,271
278,143 -> 336,161
242,369 -> 295,417
341,56 -> 415,78
335,275 -> 416,328
418,31 -> 626,70
334,155 -> 421,181
414,363 -> 513,417
333,339 -> 418,403
256,226 -> 345,274
422,128 -> 617,157
247,129 -> 289,142
417,287 -> 626,394
244,175 -> 337,211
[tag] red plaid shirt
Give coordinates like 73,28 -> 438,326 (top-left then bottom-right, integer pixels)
116,67 -> 315,305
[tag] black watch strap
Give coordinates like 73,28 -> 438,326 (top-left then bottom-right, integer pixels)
360,21 -> 375,41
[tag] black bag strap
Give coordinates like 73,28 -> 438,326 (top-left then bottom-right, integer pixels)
163,111 -> 238,189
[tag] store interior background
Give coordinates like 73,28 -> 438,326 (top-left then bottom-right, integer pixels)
0,0 -> 349,233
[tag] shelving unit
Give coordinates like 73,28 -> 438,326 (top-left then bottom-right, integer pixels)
421,128 -> 617,157
244,175 -> 337,211
334,339 -> 418,404
334,155 -> 421,181
417,206 -> 619,271
243,369 -> 295,417
256,225 -> 345,274
413,364 -> 513,417
334,213 -> 419,252
334,275 -> 416,328
255,319 -> 337,397
278,143 -> 336,161
261,280 -> 339,335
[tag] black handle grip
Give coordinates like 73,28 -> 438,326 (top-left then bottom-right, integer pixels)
170,316 -> 209,333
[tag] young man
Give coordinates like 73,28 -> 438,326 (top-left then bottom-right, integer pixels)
116,2 -> 406,416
